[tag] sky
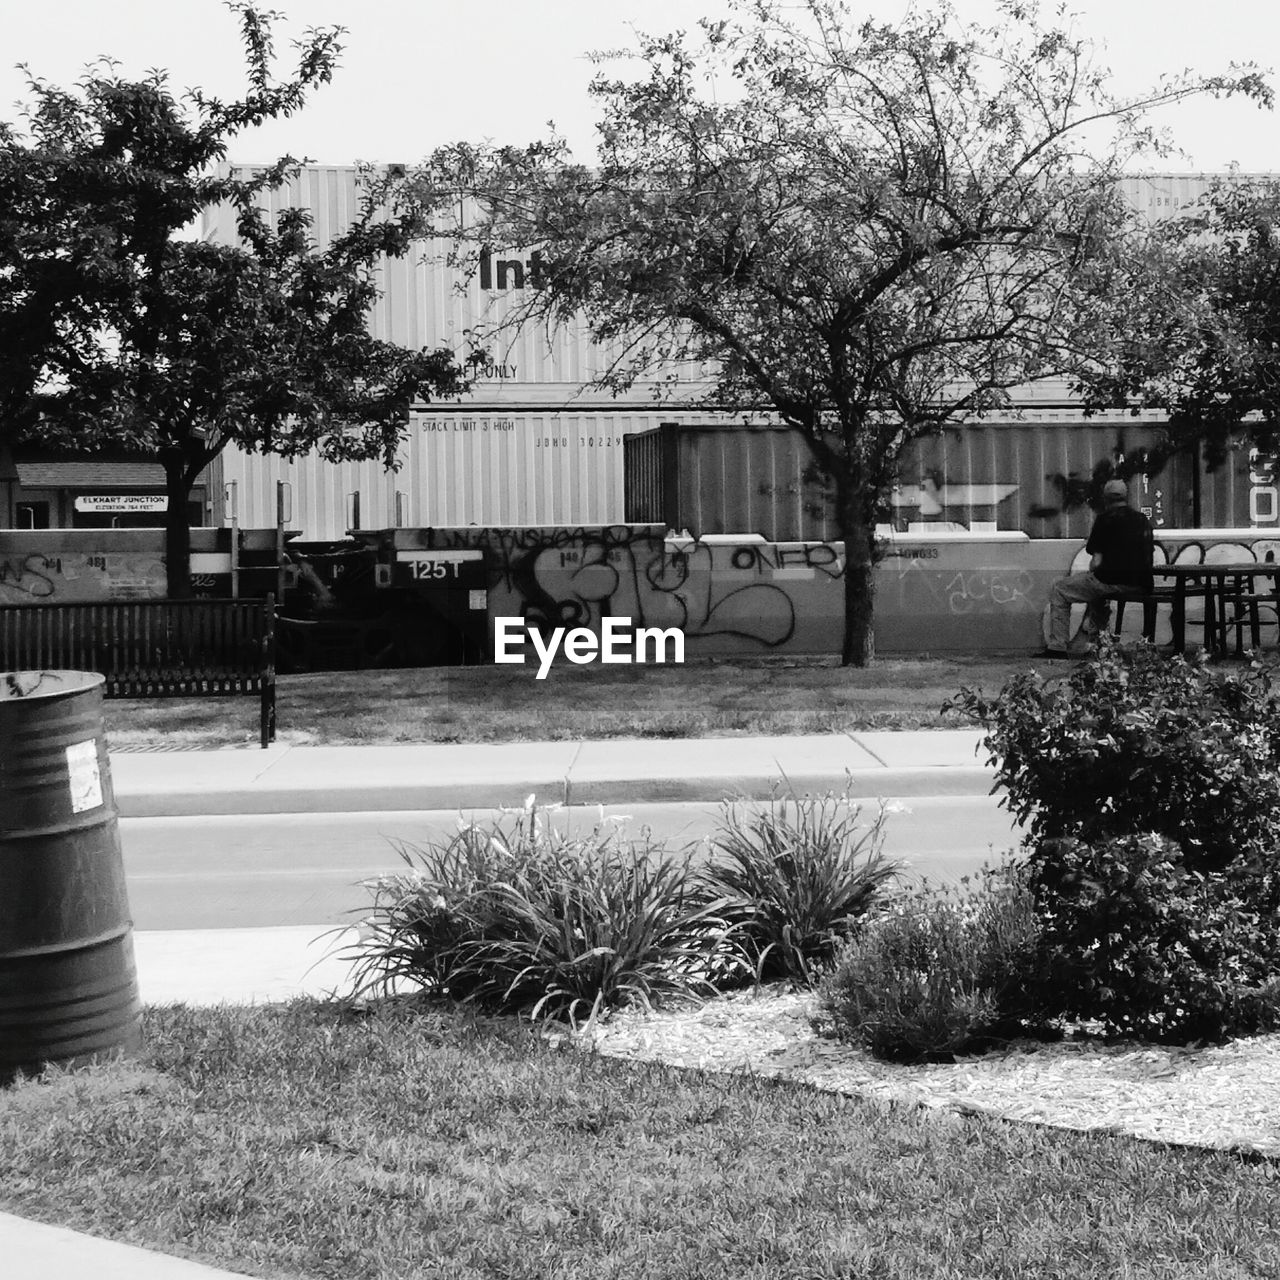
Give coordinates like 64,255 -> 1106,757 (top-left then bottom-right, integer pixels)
1,0 -> 1278,172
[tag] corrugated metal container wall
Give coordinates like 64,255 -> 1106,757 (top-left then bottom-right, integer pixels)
217,409 -> 718,539
204,451 -> 225,525
623,429 -> 666,524
896,417 -> 1172,541
893,419 -> 1256,538
198,170 -> 1263,409
672,426 -> 835,541
216,447 -> 398,541
624,419 -> 1260,542
203,168 -> 717,408
1198,447 -> 1268,531
1115,173 -> 1273,223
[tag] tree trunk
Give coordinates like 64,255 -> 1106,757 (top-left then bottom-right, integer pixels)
841,555 -> 875,667
163,462 -> 193,599
837,498 -> 876,667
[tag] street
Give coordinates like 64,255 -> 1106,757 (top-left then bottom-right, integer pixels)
119,794 -> 1025,930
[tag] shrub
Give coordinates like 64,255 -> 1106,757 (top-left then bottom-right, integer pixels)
816,864 -> 1049,1063
341,802 -> 734,1023
948,638 -> 1280,880
1025,832 -> 1280,1043
949,639 -> 1280,1043
697,793 -> 904,986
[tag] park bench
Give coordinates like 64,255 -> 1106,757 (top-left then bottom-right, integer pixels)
0,596 -> 277,747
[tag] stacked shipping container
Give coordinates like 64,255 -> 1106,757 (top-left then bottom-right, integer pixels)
205,168 -> 1277,539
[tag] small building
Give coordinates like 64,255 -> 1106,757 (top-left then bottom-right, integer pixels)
0,447 -> 209,531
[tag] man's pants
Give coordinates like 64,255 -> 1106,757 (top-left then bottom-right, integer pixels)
1047,572 -> 1121,650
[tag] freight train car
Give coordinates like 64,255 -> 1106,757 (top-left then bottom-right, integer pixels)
199,167 -> 1277,541
212,407 -> 727,538
216,406 -> 1276,543
623,418 -> 1270,543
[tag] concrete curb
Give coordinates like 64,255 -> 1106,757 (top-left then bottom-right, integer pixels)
114,765 -> 998,818
563,765 -> 997,806
109,732 -> 995,818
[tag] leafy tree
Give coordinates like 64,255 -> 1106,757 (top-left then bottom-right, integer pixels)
1075,178 -> 1280,483
1,3 -> 467,594
406,0 -> 1268,664
2,3 -> 339,441
78,198 -> 468,595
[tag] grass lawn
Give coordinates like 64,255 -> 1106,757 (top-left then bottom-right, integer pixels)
36,652 -> 1277,1276
102,653 -> 1037,748
2,1000 -> 1278,1280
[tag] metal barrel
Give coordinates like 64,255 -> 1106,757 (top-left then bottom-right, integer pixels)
0,670 -> 141,1083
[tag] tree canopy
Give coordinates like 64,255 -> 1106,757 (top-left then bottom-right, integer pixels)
1,2 -> 342,443
1076,178 -> 1280,476
407,0 -> 1270,664
1,2 -> 467,594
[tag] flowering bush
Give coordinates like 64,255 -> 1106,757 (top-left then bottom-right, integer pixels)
1026,832 -> 1280,1042
949,638 -> 1280,878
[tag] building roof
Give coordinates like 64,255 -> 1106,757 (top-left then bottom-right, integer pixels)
16,461 -> 167,488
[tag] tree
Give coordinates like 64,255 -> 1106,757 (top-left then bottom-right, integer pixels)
63,196 -> 469,595
2,3 -> 340,439
1075,178 -> 1280,486
1,3 -> 467,594
406,0 -> 1269,665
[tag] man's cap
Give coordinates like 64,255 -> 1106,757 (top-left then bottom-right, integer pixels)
1102,479 -> 1129,504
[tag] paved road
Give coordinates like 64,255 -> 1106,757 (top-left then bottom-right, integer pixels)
119,795 -> 1025,930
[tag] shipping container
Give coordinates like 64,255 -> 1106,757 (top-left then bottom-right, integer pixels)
624,418 -> 1262,542
203,167 -> 717,410
895,415 -> 1259,538
214,407 -> 721,539
205,165 -> 1259,407
1114,173 -> 1276,222
200,166 -> 1280,542
624,422 -> 834,541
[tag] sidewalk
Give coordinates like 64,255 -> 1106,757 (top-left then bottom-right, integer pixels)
109,728 -> 995,817
0,1213 -> 259,1280
131,924 -> 364,1005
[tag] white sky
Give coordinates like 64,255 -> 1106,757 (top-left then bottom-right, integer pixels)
1,0 -> 1278,172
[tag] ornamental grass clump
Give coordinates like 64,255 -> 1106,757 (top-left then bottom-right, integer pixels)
817,864 -> 1050,1064
341,800 -> 734,1023
697,792 -> 904,986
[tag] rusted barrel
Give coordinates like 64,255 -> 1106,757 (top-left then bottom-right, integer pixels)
0,671 -> 141,1083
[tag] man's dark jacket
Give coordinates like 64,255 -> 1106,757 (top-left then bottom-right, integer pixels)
1086,505 -> 1155,593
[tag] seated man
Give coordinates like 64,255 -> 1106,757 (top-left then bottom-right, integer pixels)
1046,478 -> 1154,657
